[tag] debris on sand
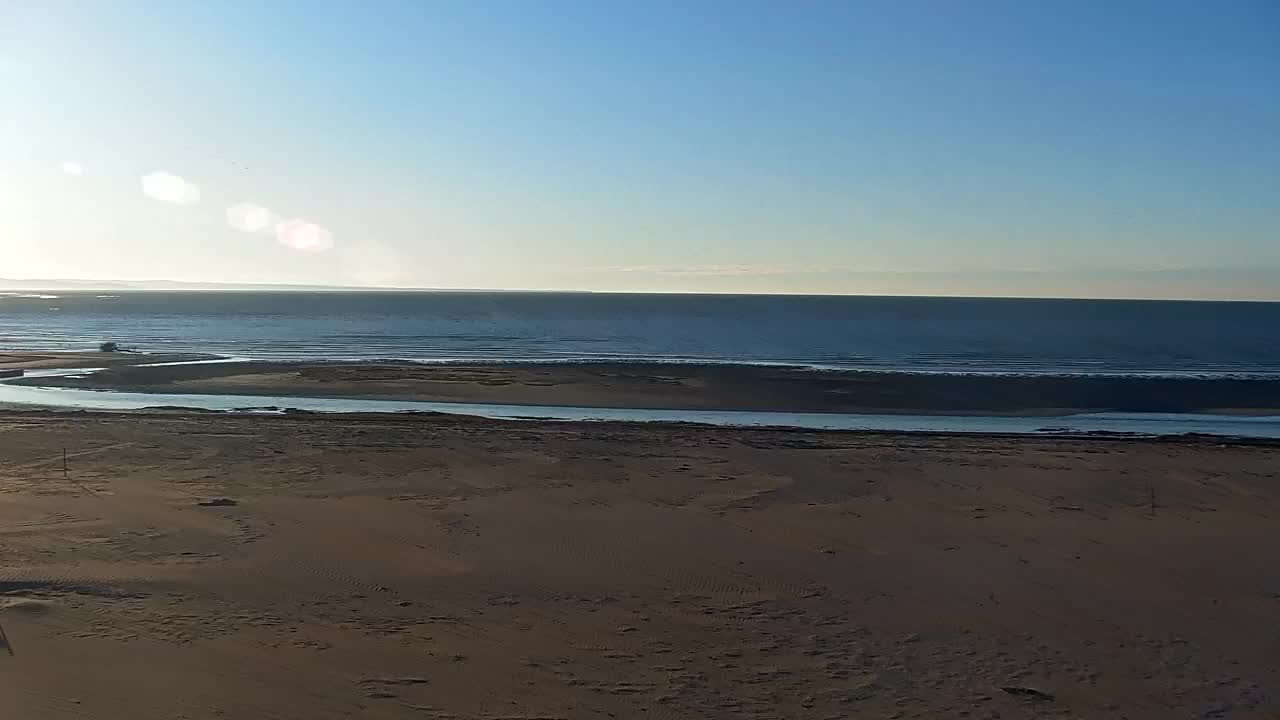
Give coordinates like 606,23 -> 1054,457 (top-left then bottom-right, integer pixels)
197,497 -> 238,507
362,677 -> 428,686
1001,686 -> 1055,701
1,598 -> 54,614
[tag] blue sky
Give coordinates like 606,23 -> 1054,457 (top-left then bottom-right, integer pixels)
1,1 -> 1277,297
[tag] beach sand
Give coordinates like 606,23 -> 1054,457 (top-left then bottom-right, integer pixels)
11,357 -> 1280,415
1,410 -> 1277,718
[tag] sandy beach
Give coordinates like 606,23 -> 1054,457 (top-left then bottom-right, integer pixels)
1,409 -> 1277,719
10,356 -> 1280,415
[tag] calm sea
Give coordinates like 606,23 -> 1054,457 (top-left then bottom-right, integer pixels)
1,291 -> 1277,376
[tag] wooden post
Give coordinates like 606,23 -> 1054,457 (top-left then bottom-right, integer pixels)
63,448 -> 69,481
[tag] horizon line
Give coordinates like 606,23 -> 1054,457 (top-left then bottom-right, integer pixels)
1,278 -> 1277,304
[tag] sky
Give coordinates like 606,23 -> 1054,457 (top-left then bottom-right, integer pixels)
1,1 -> 1277,298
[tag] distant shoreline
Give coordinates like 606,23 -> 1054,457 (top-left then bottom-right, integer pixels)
6,353 -> 1280,417
3,283 -> 1279,302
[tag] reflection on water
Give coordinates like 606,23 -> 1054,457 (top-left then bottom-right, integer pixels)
2,376 -> 1278,438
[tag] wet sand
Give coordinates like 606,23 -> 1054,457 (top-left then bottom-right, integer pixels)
0,351 -> 218,371
1,410 -> 1277,718
12,357 -> 1280,415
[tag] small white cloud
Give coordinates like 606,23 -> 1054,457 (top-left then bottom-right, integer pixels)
275,218 -> 334,252
227,202 -> 278,234
59,161 -> 84,176
141,171 -> 200,205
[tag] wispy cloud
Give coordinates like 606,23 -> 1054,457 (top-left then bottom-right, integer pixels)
573,263 -> 1280,280
584,264 -> 878,277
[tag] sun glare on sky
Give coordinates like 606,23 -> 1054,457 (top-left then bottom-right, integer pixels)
227,202 -> 279,235
275,219 -> 334,253
141,171 -> 201,206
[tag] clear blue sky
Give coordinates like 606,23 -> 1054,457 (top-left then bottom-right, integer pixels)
2,1 -> 1277,297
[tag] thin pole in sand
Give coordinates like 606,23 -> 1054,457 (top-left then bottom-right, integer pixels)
61,447 -> 98,497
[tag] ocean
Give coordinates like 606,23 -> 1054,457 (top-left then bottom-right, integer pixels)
2,291 -> 1278,376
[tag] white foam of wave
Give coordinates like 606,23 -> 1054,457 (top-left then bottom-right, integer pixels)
0,292 -> 60,300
